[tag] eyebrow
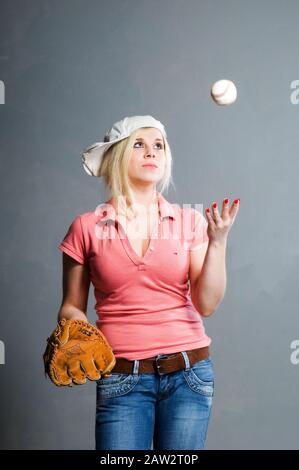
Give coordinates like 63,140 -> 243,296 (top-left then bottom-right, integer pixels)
135,137 -> 163,142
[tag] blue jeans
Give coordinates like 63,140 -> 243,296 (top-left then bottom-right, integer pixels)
95,351 -> 214,450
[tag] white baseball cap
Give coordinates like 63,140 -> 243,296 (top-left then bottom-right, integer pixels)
81,114 -> 168,177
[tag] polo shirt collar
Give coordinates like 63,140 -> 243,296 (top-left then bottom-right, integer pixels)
97,191 -> 176,223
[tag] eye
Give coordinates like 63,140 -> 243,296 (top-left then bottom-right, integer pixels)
134,142 -> 164,149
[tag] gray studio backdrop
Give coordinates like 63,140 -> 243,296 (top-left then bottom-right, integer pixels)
0,0 -> 298,450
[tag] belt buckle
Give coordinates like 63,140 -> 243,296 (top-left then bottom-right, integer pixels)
155,354 -> 165,375
155,353 -> 174,375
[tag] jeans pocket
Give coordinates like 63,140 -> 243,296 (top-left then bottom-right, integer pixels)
96,372 -> 140,400
183,357 -> 214,397
97,373 -> 130,386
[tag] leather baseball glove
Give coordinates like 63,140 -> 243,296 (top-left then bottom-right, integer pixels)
43,318 -> 116,386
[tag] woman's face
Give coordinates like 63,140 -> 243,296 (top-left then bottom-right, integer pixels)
128,127 -> 166,187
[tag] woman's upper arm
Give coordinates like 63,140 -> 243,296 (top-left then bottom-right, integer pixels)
61,252 -> 90,313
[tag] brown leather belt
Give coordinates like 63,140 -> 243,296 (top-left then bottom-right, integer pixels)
109,346 -> 210,376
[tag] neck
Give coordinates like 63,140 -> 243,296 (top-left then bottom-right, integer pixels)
130,187 -> 159,217
132,187 -> 158,208
108,188 -> 161,220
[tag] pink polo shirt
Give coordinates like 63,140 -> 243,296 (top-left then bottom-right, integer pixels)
58,191 -> 211,360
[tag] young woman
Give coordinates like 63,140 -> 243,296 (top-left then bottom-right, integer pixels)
57,115 -> 240,450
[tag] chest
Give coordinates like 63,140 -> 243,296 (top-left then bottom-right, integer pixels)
88,215 -> 191,293
125,215 -> 157,258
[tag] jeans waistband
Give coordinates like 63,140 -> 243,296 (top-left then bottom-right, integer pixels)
109,346 -> 210,376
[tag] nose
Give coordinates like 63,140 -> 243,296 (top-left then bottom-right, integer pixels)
141,142 -> 156,158
144,147 -> 156,158
144,154 -> 156,159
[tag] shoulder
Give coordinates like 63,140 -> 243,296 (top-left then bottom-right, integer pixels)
76,202 -> 116,235
79,210 -> 98,225
64,212 -> 95,232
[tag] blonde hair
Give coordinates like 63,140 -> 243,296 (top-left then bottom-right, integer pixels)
98,127 -> 175,219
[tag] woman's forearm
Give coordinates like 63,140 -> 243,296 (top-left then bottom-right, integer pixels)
195,239 -> 227,317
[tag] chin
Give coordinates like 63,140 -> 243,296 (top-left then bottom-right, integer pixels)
136,175 -> 160,183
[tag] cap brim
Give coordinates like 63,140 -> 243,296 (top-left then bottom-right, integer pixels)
81,136 -> 126,177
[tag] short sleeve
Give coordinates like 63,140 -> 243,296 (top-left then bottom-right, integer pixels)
58,215 -> 86,264
189,209 -> 209,251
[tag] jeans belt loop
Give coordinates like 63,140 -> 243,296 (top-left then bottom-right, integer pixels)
181,351 -> 191,370
133,359 -> 139,375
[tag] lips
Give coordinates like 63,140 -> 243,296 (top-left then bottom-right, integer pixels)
142,164 -> 158,168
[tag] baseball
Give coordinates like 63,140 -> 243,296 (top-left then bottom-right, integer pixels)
210,79 -> 237,106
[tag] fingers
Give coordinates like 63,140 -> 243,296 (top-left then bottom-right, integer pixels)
80,356 -> 101,381
222,198 -> 230,219
51,363 -> 73,386
211,202 -> 222,223
93,351 -> 104,373
67,361 -> 87,385
206,198 -> 240,223
93,348 -> 115,375
229,198 -> 240,219
205,203 -> 218,224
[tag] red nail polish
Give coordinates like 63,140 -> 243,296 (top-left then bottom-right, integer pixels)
212,203 -> 217,209
206,208 -> 210,213
224,198 -> 229,204
234,198 -> 239,204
